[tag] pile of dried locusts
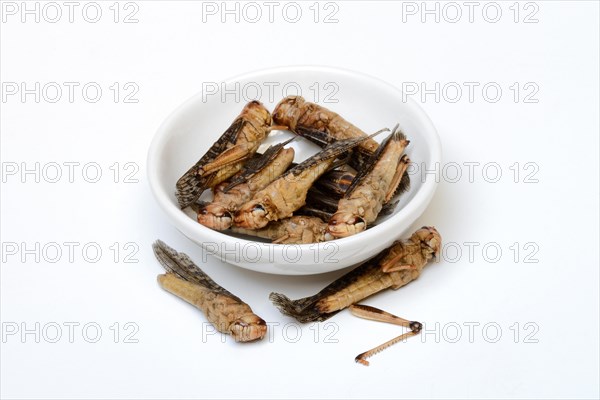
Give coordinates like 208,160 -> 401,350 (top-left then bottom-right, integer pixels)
176,96 -> 411,244
153,96 -> 442,365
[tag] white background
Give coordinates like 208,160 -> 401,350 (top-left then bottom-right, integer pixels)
1,1 -> 599,399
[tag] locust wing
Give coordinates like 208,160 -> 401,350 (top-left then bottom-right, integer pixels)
175,118 -> 246,208
152,240 -> 242,303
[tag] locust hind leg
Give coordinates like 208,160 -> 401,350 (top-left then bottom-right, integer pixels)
384,154 -> 411,203
200,145 -> 253,175
380,251 -> 417,277
350,304 -> 422,366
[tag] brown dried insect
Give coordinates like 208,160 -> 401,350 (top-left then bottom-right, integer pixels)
272,95 -> 379,170
176,101 -> 273,209
196,140 -> 295,230
269,226 -> 441,322
234,130 -> 386,230
153,240 -> 267,342
327,126 -> 410,239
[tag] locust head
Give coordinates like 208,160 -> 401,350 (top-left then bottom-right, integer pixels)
326,212 -> 366,238
197,204 -> 233,231
233,198 -> 275,230
229,314 -> 267,342
243,100 -> 273,127
272,95 -> 306,131
412,226 -> 441,260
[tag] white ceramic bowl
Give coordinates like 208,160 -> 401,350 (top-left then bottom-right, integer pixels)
147,66 -> 441,275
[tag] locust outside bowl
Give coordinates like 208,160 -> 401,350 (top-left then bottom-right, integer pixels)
147,66 -> 441,275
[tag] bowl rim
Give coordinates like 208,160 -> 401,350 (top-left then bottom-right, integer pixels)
147,65 -> 441,257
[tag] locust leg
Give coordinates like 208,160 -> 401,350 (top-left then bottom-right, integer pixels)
384,154 -> 411,203
380,252 -> 417,275
350,304 -> 422,366
200,145 -> 252,174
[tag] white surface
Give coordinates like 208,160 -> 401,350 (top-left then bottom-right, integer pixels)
147,66 -> 441,274
1,1 -> 599,399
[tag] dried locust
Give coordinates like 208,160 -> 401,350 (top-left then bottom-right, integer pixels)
269,226 -> 441,322
196,140 -> 295,230
272,95 -> 378,170
327,126 -> 410,238
176,101 -> 273,209
153,240 -> 267,342
234,129 -> 386,230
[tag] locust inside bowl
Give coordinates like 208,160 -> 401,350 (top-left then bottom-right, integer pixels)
147,66 -> 441,275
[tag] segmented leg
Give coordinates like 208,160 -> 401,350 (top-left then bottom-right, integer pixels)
350,304 -> 422,366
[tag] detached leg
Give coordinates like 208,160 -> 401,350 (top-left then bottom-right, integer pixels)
350,304 -> 422,366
